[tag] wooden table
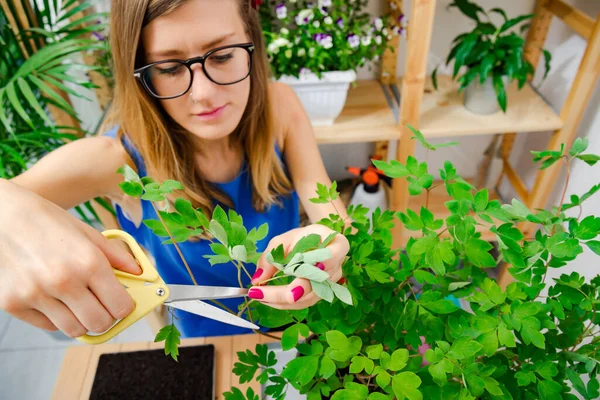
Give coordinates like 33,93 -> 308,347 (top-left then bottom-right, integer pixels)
51,333 -> 280,400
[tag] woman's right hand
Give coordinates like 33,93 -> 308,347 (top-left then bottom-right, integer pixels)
0,179 -> 141,338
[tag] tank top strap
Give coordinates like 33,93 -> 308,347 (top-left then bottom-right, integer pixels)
103,126 -> 147,177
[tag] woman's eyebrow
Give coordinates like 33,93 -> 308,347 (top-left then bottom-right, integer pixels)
146,32 -> 237,59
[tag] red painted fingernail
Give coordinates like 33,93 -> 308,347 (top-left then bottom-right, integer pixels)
316,262 -> 325,270
291,286 -> 304,302
248,288 -> 264,299
252,268 -> 263,281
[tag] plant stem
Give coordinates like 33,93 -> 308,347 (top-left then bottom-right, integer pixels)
237,263 -> 243,288
254,330 -> 283,341
426,188 -> 431,209
557,158 -> 572,216
150,202 -> 198,285
257,273 -> 288,285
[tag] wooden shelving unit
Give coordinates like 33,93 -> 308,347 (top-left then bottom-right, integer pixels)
314,80 -> 399,144
319,0 -> 599,288
405,76 -> 564,139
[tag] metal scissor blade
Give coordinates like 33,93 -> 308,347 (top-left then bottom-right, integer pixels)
168,300 -> 259,330
165,284 -> 249,302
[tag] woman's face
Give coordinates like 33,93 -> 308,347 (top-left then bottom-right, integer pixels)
141,0 -> 251,142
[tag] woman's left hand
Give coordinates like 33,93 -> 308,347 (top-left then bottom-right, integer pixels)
249,224 -> 349,310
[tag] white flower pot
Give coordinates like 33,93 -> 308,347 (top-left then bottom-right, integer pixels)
464,75 -> 508,115
277,70 -> 357,126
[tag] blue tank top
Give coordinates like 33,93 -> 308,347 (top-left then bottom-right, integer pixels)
104,127 -> 300,338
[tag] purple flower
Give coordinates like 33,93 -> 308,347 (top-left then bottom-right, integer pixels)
347,34 -> 360,48
276,4 -> 287,19
92,31 -> 105,41
336,18 -> 344,29
314,33 -> 333,49
319,0 -> 332,7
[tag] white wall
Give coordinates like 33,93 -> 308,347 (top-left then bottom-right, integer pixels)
502,0 -> 600,285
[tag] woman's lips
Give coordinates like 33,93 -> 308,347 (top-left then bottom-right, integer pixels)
194,105 -> 226,120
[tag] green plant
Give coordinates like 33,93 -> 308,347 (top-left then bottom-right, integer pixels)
432,0 -> 552,113
258,0 -> 405,79
118,125 -> 600,399
0,0 -> 114,222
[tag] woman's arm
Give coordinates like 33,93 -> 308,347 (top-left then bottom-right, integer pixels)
272,82 -> 349,224
10,135 -> 132,210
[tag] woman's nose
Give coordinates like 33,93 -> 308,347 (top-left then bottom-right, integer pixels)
189,65 -> 218,103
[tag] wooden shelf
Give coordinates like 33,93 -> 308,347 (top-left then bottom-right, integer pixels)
314,80 -> 400,144
314,75 -> 564,145
398,75 -> 564,139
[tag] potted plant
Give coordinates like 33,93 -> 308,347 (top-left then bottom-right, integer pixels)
0,0 -> 115,224
119,126 -> 600,400
258,0 -> 405,126
432,0 -> 552,115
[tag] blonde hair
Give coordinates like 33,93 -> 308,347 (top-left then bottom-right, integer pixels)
103,0 -> 293,216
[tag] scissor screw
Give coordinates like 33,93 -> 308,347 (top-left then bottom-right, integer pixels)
156,288 -> 166,297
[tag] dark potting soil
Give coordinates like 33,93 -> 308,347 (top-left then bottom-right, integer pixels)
89,344 -> 215,400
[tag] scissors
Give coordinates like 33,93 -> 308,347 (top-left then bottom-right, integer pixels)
76,229 -> 259,345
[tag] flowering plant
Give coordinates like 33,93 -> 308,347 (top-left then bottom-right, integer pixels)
258,0 -> 406,79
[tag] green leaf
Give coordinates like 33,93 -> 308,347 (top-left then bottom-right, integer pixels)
366,344 -> 383,359
520,316 -> 546,349
569,138 -> 589,156
483,377 -> 503,396
538,379 -> 563,400
209,220 -> 228,246
586,240 -> 600,256
389,349 -> 409,371
451,0 -> 484,22
372,159 -> 410,178
326,330 -> 348,349
574,216 -> 600,240
577,153 -> 600,166
230,245 -> 247,262
331,383 -> 369,400
281,356 -> 319,386
421,299 -> 459,314
448,337 -> 483,360
415,270 -> 438,285
477,330 -> 498,357
119,181 -> 143,197
473,189 -> 489,212
493,74 -> 507,112
154,323 -> 181,362
247,223 -> 269,243
160,179 -> 184,193
500,14 -> 534,33
376,370 -> 392,389
320,355 -> 336,379
536,362 -> 559,380
312,281 -> 334,303
429,359 -> 453,387
432,66 -> 439,90
392,371 -> 423,400
566,368 -> 588,399
489,7 -> 508,22
449,281 -> 471,291
465,238 -> 496,267
498,321 -> 516,347
281,324 -> 300,351
330,281 -> 353,305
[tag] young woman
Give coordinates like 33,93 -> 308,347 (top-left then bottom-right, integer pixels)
0,0 -> 349,338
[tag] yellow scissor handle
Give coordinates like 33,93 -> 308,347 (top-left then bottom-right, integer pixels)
76,229 -> 170,345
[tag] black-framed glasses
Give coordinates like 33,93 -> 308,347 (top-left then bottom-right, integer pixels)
134,42 -> 255,99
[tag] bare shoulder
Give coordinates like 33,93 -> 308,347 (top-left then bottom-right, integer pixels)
268,81 -> 307,152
